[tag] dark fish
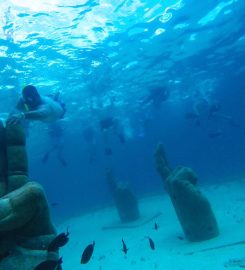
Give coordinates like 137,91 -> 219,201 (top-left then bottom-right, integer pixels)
153,222 -> 159,230
34,257 -> 63,270
177,235 -> 184,240
81,241 -> 95,264
121,238 -> 129,254
50,202 -> 58,207
104,147 -> 112,156
208,131 -> 222,138
59,157 -> 67,167
47,228 -> 69,252
148,237 -> 155,250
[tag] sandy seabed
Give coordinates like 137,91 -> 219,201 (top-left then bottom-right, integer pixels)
58,179 -> 245,270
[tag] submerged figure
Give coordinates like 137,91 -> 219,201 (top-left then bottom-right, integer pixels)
0,121 -> 58,270
100,116 -> 126,156
7,85 -> 66,125
137,85 -> 170,136
100,116 -> 126,144
185,97 -> 239,129
141,85 -> 170,109
42,122 -> 67,167
185,98 -> 220,126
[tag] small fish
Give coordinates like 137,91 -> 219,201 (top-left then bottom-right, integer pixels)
104,147 -> 112,156
208,131 -> 222,138
47,228 -> 69,252
50,202 -> 58,207
34,257 -> 63,270
177,235 -> 184,240
121,238 -> 129,254
153,222 -> 159,230
81,241 -> 95,264
148,237 -> 155,250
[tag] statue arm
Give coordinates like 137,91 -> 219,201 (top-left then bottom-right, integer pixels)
154,143 -> 172,181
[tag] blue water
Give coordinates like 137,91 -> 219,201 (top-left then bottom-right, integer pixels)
0,0 -> 245,221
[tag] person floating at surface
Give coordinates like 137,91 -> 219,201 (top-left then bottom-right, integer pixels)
7,85 -> 66,125
42,122 -> 67,167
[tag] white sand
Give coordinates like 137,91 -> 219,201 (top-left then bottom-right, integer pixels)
58,179 -> 245,270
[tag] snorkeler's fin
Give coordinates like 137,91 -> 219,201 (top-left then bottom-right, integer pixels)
59,157 -> 67,167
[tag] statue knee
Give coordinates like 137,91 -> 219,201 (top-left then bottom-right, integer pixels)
26,182 -> 48,208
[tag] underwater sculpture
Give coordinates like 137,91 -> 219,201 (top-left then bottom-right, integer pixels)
106,169 -> 140,222
154,143 -> 219,242
0,121 -> 58,270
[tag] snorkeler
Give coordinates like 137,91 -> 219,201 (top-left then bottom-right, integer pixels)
100,116 -> 126,156
7,85 -> 66,125
141,85 -> 170,108
100,116 -> 126,144
185,98 -> 239,128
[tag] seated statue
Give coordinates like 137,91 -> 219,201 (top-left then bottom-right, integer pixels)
0,121 -> 58,270
154,143 -> 219,242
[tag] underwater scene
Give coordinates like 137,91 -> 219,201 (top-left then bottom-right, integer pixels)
0,0 -> 245,269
